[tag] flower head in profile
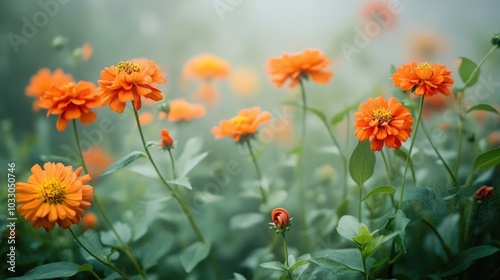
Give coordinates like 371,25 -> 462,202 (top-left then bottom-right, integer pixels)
16,163 -> 94,232
268,49 -> 332,88
97,60 -> 166,113
183,54 -> 230,105
25,68 -> 74,110
159,129 -> 174,149
183,54 -> 230,80
160,99 -> 206,122
475,186 -> 494,201
392,62 -> 454,97
212,107 -> 272,142
269,208 -> 292,234
354,96 -> 414,151
38,81 -> 101,131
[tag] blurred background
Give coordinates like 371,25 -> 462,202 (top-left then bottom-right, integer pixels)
1,0 -> 500,278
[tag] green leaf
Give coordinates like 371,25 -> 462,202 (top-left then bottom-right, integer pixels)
180,242 -> 210,273
362,235 -> 383,259
459,57 -> 480,88
136,231 -> 174,270
176,137 -> 208,178
385,210 -> 410,253
167,177 -> 192,190
289,259 -> 310,272
390,64 -> 397,75
100,222 -> 132,248
330,110 -> 347,125
362,186 -> 395,201
233,273 -> 247,280
260,261 -> 286,272
441,246 -> 500,277
77,264 -> 94,273
78,230 -> 115,263
310,257 -> 363,274
467,104 -> 499,115
474,147 -> 500,171
353,224 -> 373,246
349,141 -> 376,188
230,213 -> 264,230
313,248 -> 365,272
337,215 -> 361,242
7,262 -> 81,279
100,151 -> 147,177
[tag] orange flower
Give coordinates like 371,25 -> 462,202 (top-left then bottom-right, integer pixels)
162,99 -> 206,122
82,43 -> 93,62
271,208 -> 291,231
83,146 -> 113,180
16,163 -> 94,232
191,81 -> 220,105
159,129 -> 174,148
25,68 -> 74,110
212,107 -> 271,142
407,31 -> 447,61
97,60 -> 166,113
354,96 -> 414,151
183,54 -> 230,80
268,49 -> 332,88
229,67 -> 260,97
392,62 -> 454,97
139,112 -> 154,125
475,186 -> 494,201
361,1 -> 396,28
82,212 -> 98,229
38,81 -> 101,131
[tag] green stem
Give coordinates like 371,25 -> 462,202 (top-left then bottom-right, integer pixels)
421,121 -> 458,186
381,149 -> 392,187
282,233 -> 293,280
167,148 -> 177,180
344,111 -> 351,200
358,182 -> 364,223
69,227 -> 126,279
245,139 -> 267,204
132,106 -> 221,279
421,217 -> 452,261
454,117 -> 464,178
362,254 -> 369,280
297,79 -> 309,245
72,120 -> 146,279
399,96 -> 424,210
459,173 -> 476,251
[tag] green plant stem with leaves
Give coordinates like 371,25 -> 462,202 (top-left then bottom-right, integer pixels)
72,120 -> 146,280
245,139 -> 267,204
131,106 -> 221,280
454,45 -> 498,178
399,96 -> 425,210
381,149 -> 392,187
69,227 -> 118,280
281,232 -> 293,280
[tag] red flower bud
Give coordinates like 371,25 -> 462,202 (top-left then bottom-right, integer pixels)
271,208 -> 291,230
159,129 -> 174,148
475,186 -> 494,201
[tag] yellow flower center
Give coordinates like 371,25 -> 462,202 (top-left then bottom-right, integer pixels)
418,62 -> 432,70
373,107 -> 393,123
116,61 -> 142,74
231,115 -> 250,125
41,178 -> 66,204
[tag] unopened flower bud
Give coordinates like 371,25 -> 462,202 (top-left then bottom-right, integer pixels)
491,34 -> 500,47
475,185 -> 494,201
270,208 -> 291,233
159,129 -> 174,149
52,36 -> 67,50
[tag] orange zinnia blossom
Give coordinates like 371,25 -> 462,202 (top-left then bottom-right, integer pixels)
97,60 -> 166,113
83,146 -> 113,180
392,61 -> 454,97
38,81 -> 101,131
354,96 -> 414,151
212,107 -> 272,142
25,68 -> 74,110
82,212 -> 98,229
16,163 -> 94,232
268,49 -> 332,88
183,54 -> 230,80
162,99 -> 206,122
159,129 -> 174,148
271,208 -> 291,230
361,1 -> 397,28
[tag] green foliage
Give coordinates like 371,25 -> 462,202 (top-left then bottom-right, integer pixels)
100,151 -> 147,177
440,246 -> 500,277
176,137 -> 209,178
466,104 -> 499,115
100,221 -> 132,248
349,141 -> 376,188
180,242 -> 211,273
384,210 -> 410,253
459,57 -> 480,88
362,186 -> 395,201
473,147 -> 500,172
6,262 -> 89,280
